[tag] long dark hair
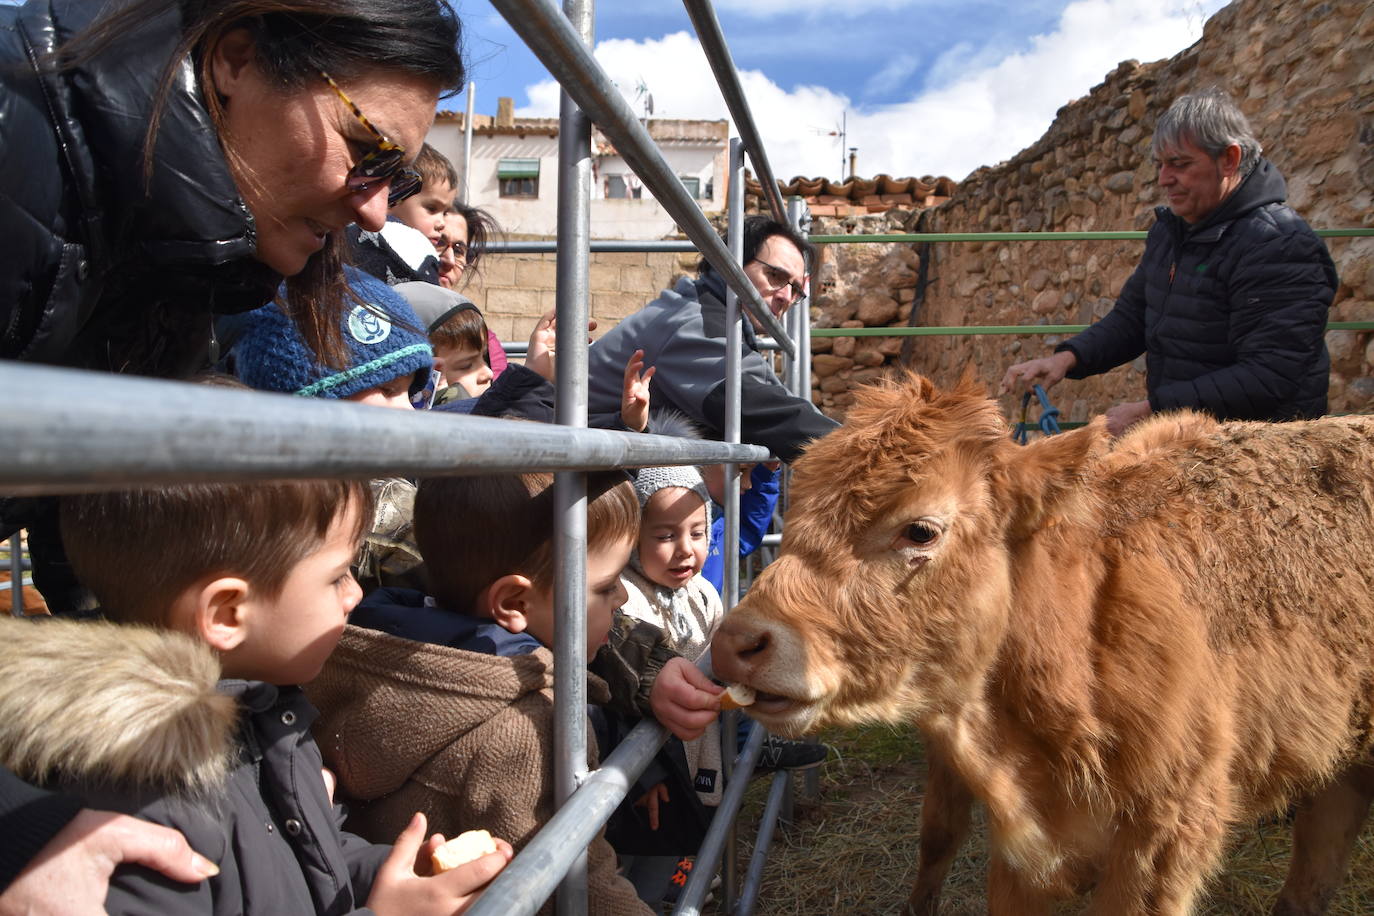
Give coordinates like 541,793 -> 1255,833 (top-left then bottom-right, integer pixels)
449,200 -> 501,280
55,0 -> 466,366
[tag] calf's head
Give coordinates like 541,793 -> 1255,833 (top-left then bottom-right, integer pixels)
711,373 -> 1104,736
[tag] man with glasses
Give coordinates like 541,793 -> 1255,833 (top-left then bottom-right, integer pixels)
1001,89 -> 1337,435
588,216 -> 837,464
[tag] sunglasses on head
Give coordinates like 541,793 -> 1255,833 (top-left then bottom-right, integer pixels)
320,71 -> 422,206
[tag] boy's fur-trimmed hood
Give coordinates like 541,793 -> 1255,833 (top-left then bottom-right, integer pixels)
0,616 -> 237,796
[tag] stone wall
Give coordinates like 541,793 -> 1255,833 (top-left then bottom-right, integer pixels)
806,0 -> 1374,421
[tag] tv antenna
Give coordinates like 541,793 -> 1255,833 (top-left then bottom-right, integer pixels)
809,110 -> 848,180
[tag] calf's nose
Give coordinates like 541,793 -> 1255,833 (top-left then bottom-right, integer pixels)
711,615 -> 774,684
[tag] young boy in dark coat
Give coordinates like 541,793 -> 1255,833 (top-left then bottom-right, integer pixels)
0,477 -> 511,915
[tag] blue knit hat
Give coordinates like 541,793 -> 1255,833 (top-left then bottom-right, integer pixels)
232,268 -> 434,400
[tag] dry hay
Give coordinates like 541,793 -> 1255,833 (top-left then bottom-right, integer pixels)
709,724 -> 1374,915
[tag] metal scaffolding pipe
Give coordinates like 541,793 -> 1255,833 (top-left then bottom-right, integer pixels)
486,0 -> 796,359
789,197 -> 814,407
0,364 -> 769,495
552,0 -> 595,908
7,534 -> 22,617
720,135 -> 746,906
465,717 -> 671,916
735,771 -> 792,916
681,0 -> 787,224
461,81 -> 475,201
674,723 -> 767,916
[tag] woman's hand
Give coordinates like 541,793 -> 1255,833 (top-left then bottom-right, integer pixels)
0,810 -> 218,916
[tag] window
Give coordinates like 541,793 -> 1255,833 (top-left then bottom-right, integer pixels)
497,158 -> 540,198
679,176 -> 701,199
605,175 -> 642,199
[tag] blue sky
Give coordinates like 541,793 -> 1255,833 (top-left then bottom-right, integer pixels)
455,0 -> 1229,181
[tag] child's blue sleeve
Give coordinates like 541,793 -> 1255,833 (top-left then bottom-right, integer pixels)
702,465 -> 780,594
737,465 -> 780,557
703,513 -> 726,596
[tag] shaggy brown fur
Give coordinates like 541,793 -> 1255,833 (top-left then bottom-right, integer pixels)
712,374 -> 1374,915
0,616 -> 237,796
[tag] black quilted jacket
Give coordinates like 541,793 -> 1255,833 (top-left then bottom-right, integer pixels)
1059,159 -> 1337,421
0,0 -> 280,375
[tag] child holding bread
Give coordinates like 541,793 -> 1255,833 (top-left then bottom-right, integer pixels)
0,476 -> 512,916
308,470 -> 671,915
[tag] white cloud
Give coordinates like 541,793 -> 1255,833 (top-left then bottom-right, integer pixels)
518,0 -> 1228,182
863,53 -> 921,98
711,0 -> 922,17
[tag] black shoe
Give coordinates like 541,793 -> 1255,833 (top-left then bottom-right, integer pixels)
753,735 -> 830,772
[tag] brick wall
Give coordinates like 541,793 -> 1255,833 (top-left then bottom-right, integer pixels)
462,249 -> 698,343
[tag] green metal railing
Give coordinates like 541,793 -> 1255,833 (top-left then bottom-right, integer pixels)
809,228 -> 1374,244
802,227 -> 1371,338
811,321 -> 1374,338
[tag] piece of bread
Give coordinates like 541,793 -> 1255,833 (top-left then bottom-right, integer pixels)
720,683 -> 756,710
431,829 -> 499,873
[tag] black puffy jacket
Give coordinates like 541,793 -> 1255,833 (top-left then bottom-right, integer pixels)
0,0 -> 280,376
1060,159 -> 1337,421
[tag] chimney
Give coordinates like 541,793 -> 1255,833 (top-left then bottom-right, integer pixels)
496,97 -> 515,129
848,147 -> 858,180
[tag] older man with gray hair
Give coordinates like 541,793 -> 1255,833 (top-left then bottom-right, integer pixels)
1002,88 -> 1338,434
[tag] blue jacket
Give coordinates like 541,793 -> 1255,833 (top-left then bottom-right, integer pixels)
702,463 -> 780,595
351,587 -> 543,658
1060,159 -> 1336,421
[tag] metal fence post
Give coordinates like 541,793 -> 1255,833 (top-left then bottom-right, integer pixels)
462,81 -> 475,202
8,534 -> 22,617
788,196 -> 813,407
553,0 -> 594,911
681,0 -> 787,224
486,0 -> 796,358
787,195 -> 822,808
719,134 -> 748,912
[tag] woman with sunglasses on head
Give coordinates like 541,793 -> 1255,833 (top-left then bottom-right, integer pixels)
0,2 -> 487,912
0,0 -> 463,375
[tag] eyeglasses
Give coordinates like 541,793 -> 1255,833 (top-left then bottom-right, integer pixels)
320,71 -> 422,206
750,258 -> 806,305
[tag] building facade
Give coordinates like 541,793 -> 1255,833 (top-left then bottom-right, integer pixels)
426,98 -> 728,239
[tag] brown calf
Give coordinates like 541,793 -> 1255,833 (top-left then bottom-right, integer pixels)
712,375 -> 1374,914
908,748 -> 1374,914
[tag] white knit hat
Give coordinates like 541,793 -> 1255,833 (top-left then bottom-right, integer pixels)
632,465 -> 712,532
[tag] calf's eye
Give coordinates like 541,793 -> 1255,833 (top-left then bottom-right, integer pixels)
903,522 -> 940,545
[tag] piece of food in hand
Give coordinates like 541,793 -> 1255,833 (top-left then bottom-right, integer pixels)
431,829 -> 499,873
720,684 -> 756,710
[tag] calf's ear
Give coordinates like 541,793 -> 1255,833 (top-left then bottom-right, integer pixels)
994,419 -> 1109,539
